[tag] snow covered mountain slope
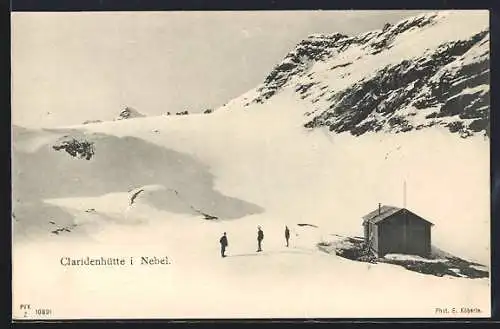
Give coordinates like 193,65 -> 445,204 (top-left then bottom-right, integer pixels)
232,11 -> 489,138
12,11 -> 490,319
12,124 -> 263,240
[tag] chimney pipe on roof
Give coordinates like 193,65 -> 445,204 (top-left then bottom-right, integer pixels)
378,203 -> 381,216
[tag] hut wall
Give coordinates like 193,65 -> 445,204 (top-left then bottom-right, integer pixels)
377,212 -> 431,257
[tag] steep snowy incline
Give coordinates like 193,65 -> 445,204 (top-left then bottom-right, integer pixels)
233,11 -> 489,137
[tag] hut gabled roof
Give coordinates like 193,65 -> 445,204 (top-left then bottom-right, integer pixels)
362,205 -> 401,225
362,205 -> 434,226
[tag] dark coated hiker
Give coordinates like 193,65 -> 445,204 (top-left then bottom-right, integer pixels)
257,226 -> 264,252
285,225 -> 290,247
219,232 -> 228,258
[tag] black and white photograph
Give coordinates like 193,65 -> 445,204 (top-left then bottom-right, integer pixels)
11,9 -> 490,319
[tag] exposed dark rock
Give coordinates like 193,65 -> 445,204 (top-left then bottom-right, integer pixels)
241,11 -> 488,139
51,223 -> 78,235
83,120 -> 102,125
297,223 -> 318,228
253,33 -> 349,103
330,62 -> 353,70
303,30 -> 489,137
319,236 -> 489,279
116,106 -> 146,120
53,137 -> 95,160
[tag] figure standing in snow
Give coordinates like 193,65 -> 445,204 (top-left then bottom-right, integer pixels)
285,225 -> 290,247
220,232 -> 228,258
257,226 -> 264,252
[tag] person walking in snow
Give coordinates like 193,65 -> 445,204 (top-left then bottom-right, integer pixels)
220,232 -> 228,258
285,225 -> 290,247
257,226 -> 264,252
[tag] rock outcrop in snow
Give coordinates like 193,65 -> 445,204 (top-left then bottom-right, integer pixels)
83,119 -> 103,125
115,106 -> 146,120
245,11 -> 489,138
128,185 -> 219,220
52,136 -> 95,160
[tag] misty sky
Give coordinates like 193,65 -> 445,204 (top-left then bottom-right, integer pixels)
12,10 -> 428,128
